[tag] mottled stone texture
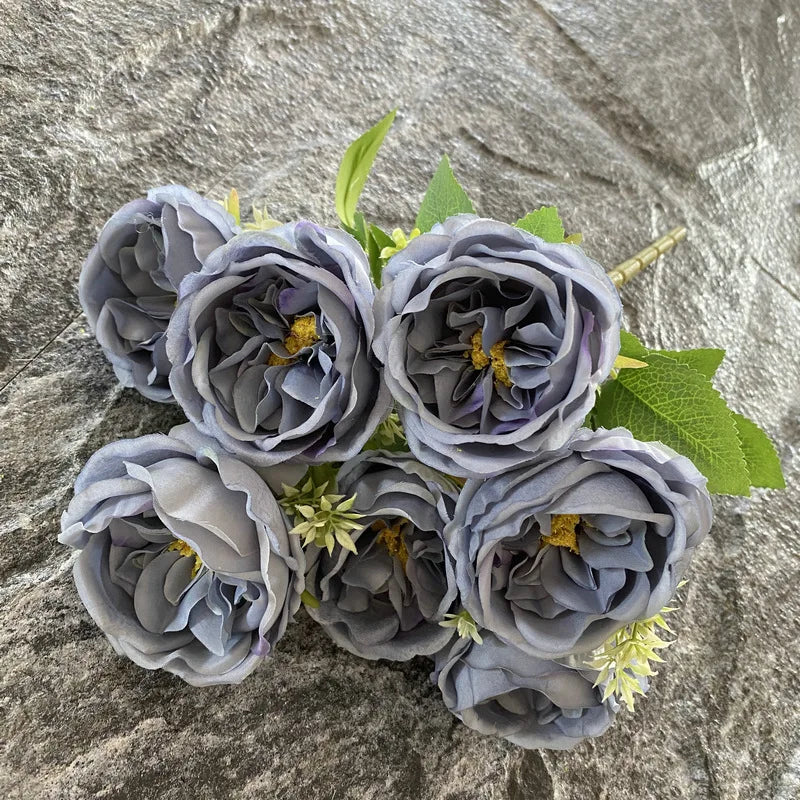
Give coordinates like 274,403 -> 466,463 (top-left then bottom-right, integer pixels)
1,1 -> 798,798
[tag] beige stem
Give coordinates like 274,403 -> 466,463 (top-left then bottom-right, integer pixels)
607,226 -> 687,288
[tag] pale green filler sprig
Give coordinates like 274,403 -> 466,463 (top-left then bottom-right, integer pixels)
221,188 -> 241,225
586,605 -> 677,712
373,411 -> 406,448
219,188 -> 281,230
243,204 -> 282,231
280,478 -> 365,556
380,227 -> 420,260
279,477 -> 329,516
440,609 -> 483,645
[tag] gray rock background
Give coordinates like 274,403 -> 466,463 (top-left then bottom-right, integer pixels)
1,0 -> 798,797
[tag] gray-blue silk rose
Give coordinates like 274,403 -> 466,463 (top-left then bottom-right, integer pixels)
445,427 -> 712,659
304,451 -> 459,660
59,424 -> 305,686
79,185 -> 238,402
372,215 -> 621,477
167,223 -> 391,467
434,632 -> 617,750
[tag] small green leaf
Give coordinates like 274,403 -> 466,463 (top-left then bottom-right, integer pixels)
514,206 -> 566,243
365,231 -> 382,287
651,347 -> 725,380
594,354 -> 750,495
342,211 -> 370,251
335,109 -> 397,228
370,224 -> 395,252
732,412 -> 785,489
307,463 -> 338,489
415,154 -> 475,233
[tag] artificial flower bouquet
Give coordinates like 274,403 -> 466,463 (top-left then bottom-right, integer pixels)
61,111 -> 784,750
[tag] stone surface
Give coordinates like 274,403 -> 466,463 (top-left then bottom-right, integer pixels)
1,1 -> 799,798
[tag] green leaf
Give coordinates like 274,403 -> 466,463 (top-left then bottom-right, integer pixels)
594,354 -> 750,495
620,332 -> 725,380
369,224 -> 394,252
618,330 -> 650,360
307,463 -> 339,489
335,109 -> 396,228
365,229 -> 382,287
651,347 -> 725,380
342,211 -> 369,251
732,412 -> 785,489
367,224 -> 394,288
514,206 -> 566,243
415,154 -> 475,233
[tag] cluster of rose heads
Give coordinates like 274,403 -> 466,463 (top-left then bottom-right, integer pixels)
64,185 -> 712,751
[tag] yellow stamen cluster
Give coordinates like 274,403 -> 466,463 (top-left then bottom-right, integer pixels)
465,328 -> 513,388
541,513 -> 581,555
468,330 -> 490,370
268,315 -> 319,366
166,539 -> 203,578
488,340 -> 511,387
374,519 -> 409,570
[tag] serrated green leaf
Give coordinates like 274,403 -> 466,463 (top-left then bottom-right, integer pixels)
415,154 -> 475,233
651,347 -> 725,380
620,332 -> 725,380
594,354 -> 750,495
514,206 -> 566,243
619,330 -> 649,359
732,412 -> 785,489
335,109 -> 396,228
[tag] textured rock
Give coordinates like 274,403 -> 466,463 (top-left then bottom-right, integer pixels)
1,1 -> 799,798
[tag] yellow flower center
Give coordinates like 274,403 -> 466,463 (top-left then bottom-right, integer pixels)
541,513 -> 581,555
374,518 -> 409,570
167,538 -> 203,578
465,328 -> 513,387
268,315 -> 319,366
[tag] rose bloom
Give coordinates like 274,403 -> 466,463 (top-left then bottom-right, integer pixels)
167,223 -> 391,466
305,451 -> 459,660
445,427 -> 712,658
59,424 -> 305,685
79,185 -> 237,401
434,632 -> 617,750
373,215 -> 621,477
